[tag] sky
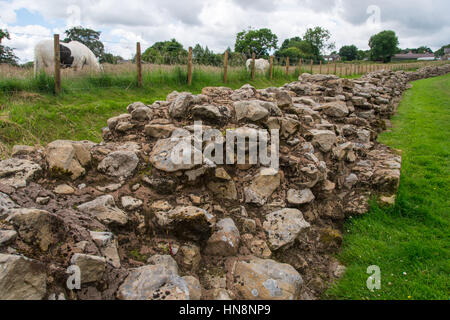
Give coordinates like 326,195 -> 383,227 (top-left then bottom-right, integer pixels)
1,0 -> 449,63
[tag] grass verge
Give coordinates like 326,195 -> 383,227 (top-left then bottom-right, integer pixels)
324,73 -> 450,300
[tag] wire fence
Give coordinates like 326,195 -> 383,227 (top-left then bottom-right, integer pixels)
1,33 -> 448,95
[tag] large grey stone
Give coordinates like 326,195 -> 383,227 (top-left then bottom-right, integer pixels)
169,93 -> 194,118
154,206 -> 215,241
45,140 -> 91,180
0,158 -> 41,188
321,101 -> 349,118
149,137 -> 201,173
234,100 -> 270,122
77,195 -> 129,226
263,208 -> 310,250
7,208 -> 61,252
117,255 -> 192,300
309,129 -> 337,152
244,168 -> 281,206
70,253 -> 106,284
192,105 -> 231,123
0,254 -> 47,300
97,151 -> 139,178
287,189 -> 315,206
0,192 -> 18,217
205,218 -> 240,256
232,258 -> 303,300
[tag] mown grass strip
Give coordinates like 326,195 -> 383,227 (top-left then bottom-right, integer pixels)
325,73 -> 450,300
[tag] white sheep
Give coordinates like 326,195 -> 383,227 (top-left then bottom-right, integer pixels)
246,58 -> 270,73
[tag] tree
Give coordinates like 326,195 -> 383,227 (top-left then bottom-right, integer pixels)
339,45 -> 358,61
142,39 -> 187,64
0,29 -> 19,65
192,44 -> 222,66
64,26 -> 105,59
369,30 -> 399,63
357,50 -> 369,61
101,53 -> 123,64
435,44 -> 450,57
234,28 -> 278,58
303,27 -> 335,61
275,37 -> 314,60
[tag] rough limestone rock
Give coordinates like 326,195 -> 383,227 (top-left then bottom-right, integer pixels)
287,188 -> 315,206
245,168 -> 281,206
169,93 -> 194,118
54,184 -> 75,195
0,229 -> 17,246
321,100 -> 349,118
309,129 -> 337,152
117,255 -> 191,300
204,218 -> 240,256
144,124 -> 177,138
149,137 -> 200,173
45,140 -> 91,180
176,244 -> 201,272
207,179 -> 238,200
192,105 -> 231,123
234,100 -> 270,122
77,195 -> 129,226
0,192 -> 18,217
263,208 -> 310,250
0,254 -> 47,300
121,196 -> 143,211
183,276 -> 202,300
7,208 -> 61,252
131,105 -> 153,121
107,114 -> 132,132
0,158 -> 42,188
232,258 -> 303,300
90,231 -> 121,268
154,206 -> 215,241
97,151 -> 139,178
70,253 -> 106,284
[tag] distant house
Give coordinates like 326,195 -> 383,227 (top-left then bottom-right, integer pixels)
323,54 -> 341,62
443,48 -> 450,61
393,51 -> 435,61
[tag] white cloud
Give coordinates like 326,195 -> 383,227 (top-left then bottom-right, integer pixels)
1,0 -> 449,62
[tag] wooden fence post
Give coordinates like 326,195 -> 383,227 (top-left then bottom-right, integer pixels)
251,53 -> 256,80
299,59 -> 303,75
269,56 -> 274,79
285,57 -> 290,76
53,34 -> 61,94
223,50 -> 229,83
310,59 -> 313,74
327,60 -> 330,74
136,42 -> 142,88
334,62 -> 337,75
187,47 -> 193,86
319,60 -> 322,74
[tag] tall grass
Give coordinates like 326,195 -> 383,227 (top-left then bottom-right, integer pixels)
0,63 -> 300,95
1,60 -> 446,95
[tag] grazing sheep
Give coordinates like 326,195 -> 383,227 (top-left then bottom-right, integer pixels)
34,40 -> 102,75
246,58 -> 270,73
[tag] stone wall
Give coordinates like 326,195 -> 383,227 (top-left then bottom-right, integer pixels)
0,64 -> 449,300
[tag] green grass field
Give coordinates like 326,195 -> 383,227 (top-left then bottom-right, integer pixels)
325,73 -> 450,300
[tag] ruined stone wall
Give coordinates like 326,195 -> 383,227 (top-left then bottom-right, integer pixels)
0,64 -> 449,300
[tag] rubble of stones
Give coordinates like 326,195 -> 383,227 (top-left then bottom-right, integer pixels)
1,64 -> 449,300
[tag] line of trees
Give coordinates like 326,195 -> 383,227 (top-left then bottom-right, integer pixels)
1,25 -> 450,68
0,29 -> 19,65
